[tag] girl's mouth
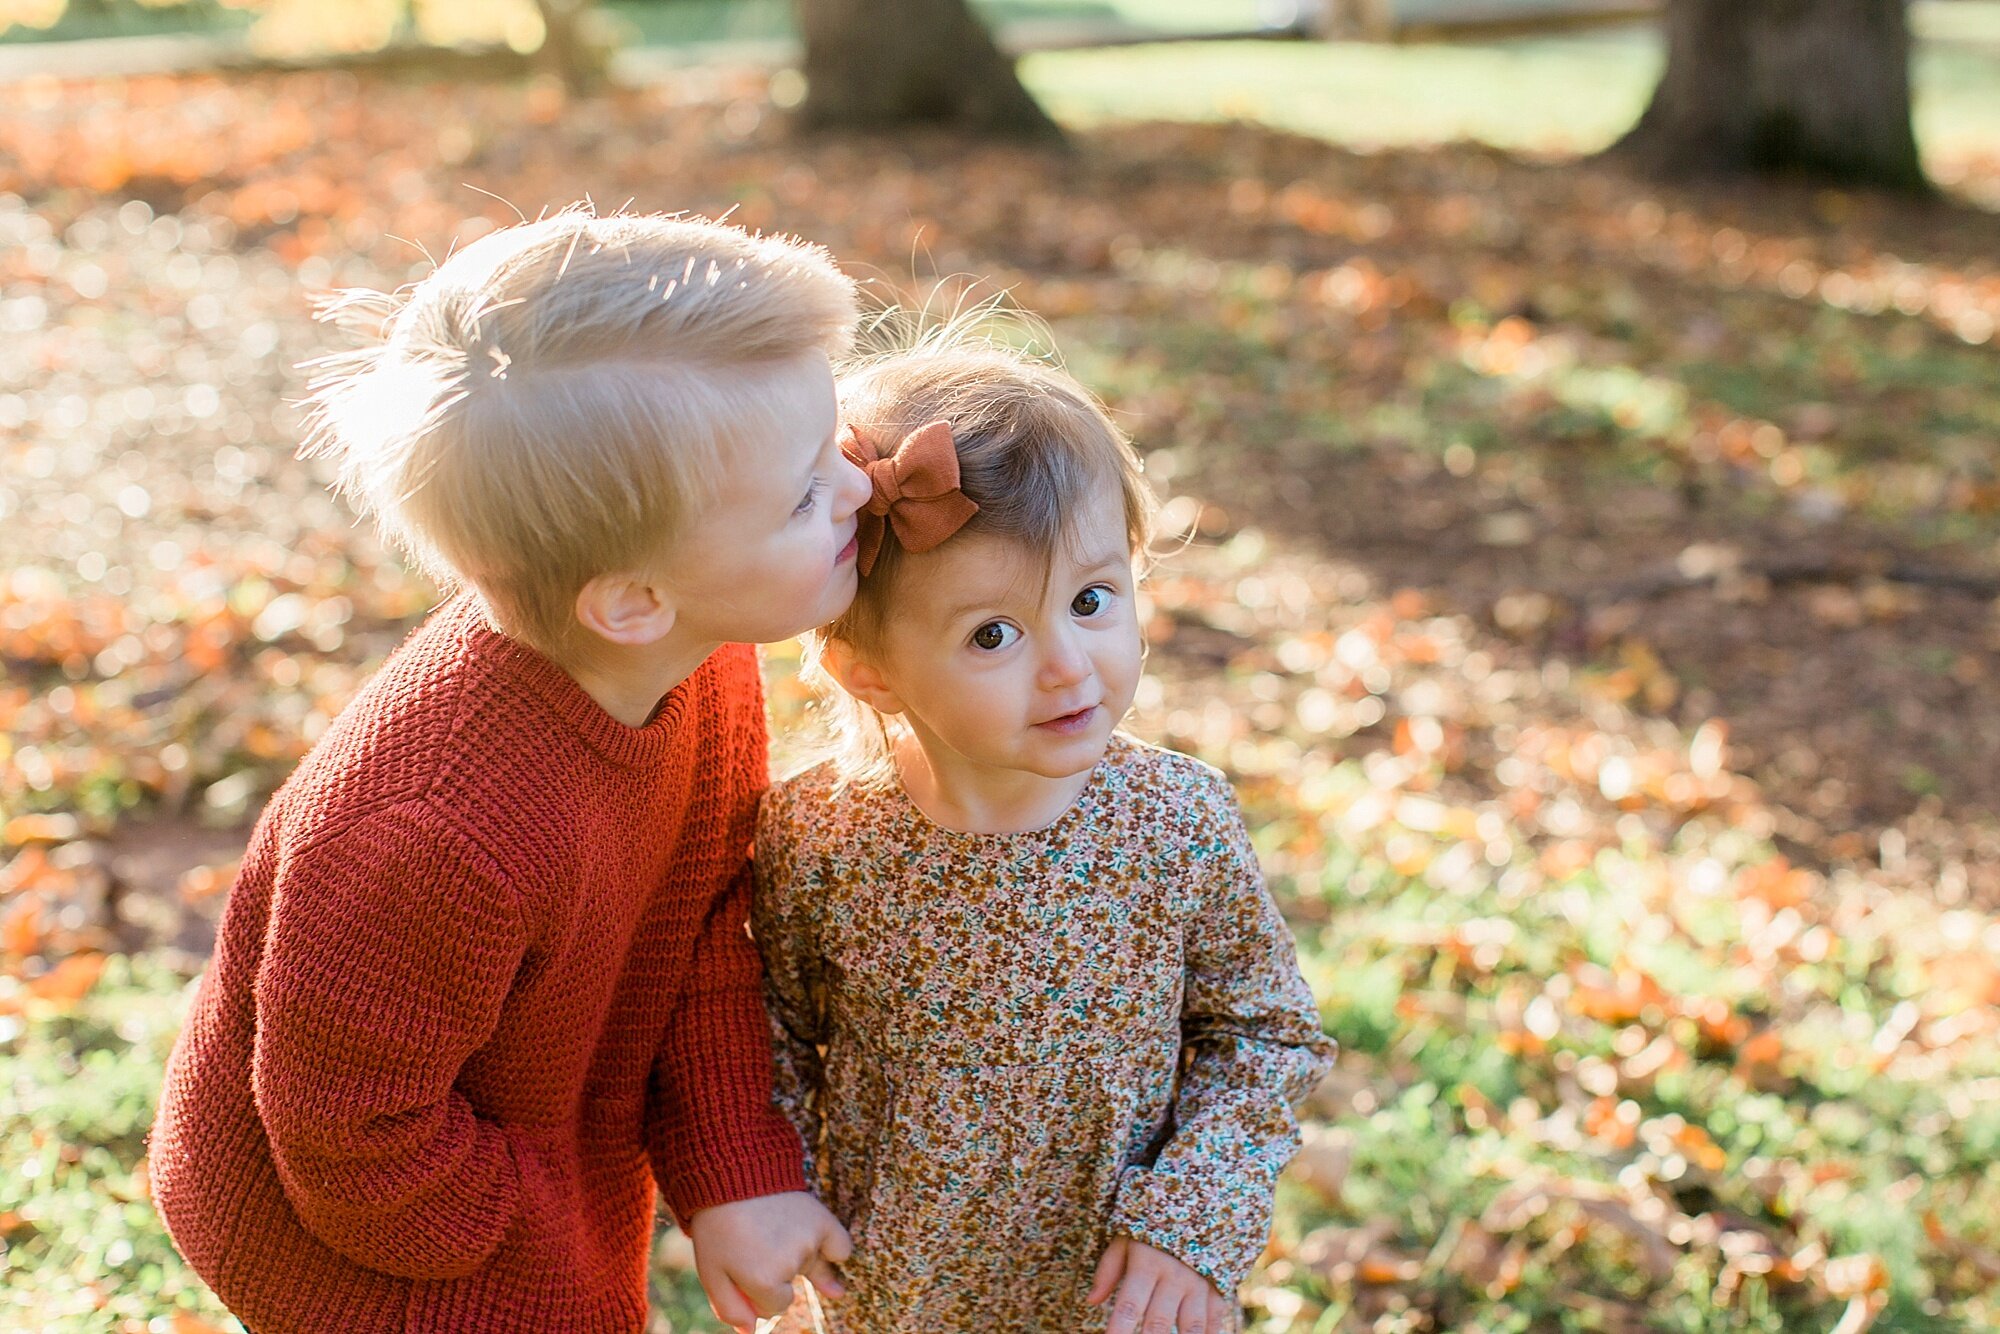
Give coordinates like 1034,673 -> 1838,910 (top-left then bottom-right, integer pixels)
1036,705 -> 1098,735
836,532 -> 859,564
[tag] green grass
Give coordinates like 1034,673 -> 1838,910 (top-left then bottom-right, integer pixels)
604,0 -> 1272,46
11,0 -> 1998,168
0,955 -> 724,1333
12,747 -> 2000,1331
2,0 -> 1268,46
1024,23 -> 2000,162
1,957 -> 235,1332
5,8 -> 2000,1330
0,0 -> 253,45
1028,30 -> 1662,154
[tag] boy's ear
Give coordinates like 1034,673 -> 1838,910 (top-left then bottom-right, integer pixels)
575,572 -> 677,647
820,638 -> 905,715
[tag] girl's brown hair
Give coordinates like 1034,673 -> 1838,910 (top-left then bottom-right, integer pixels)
801,338 -> 1157,787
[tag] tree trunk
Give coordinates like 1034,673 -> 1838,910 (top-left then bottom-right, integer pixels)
793,0 -> 1062,139
1321,0 -> 1397,40
1608,0 -> 1927,192
535,0 -> 609,97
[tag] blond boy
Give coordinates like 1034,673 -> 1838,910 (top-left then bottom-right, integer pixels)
151,209 -> 872,1333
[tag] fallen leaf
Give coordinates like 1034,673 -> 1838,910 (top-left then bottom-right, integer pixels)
1296,1222 -> 1422,1286
1824,1252 -> 1888,1299
1287,1124 -> 1350,1206
172,1317 -> 236,1334
25,952 -> 106,1007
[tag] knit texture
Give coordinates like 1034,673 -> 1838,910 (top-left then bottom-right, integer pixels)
150,595 -> 806,1334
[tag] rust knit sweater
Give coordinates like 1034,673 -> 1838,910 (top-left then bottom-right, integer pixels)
150,595 -> 806,1333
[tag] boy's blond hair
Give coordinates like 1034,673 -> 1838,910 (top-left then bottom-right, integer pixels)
303,207 -> 857,656
804,336 -> 1157,788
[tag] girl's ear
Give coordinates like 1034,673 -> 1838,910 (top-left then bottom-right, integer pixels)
821,638 -> 906,715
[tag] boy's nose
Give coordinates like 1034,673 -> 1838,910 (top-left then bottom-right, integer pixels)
832,451 -> 873,522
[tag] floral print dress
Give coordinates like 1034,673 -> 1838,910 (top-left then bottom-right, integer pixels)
752,734 -> 1337,1333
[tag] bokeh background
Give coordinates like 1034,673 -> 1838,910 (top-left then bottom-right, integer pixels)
3,1 -> 1999,1330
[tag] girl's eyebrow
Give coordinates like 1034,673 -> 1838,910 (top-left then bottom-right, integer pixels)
938,570 -> 1031,624
940,592 -> 1006,624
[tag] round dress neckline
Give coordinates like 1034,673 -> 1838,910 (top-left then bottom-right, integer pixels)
884,734 -> 1132,841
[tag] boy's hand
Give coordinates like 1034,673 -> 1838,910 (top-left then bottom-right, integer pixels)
687,1191 -> 851,1331
1088,1236 -> 1237,1334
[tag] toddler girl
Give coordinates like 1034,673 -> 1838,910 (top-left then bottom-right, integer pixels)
752,340 -> 1336,1333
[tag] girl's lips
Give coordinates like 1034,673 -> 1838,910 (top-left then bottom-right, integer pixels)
1036,705 -> 1098,735
836,532 -> 859,564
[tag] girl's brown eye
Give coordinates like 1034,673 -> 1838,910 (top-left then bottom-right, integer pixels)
971,622 -> 1012,651
1072,587 -> 1105,617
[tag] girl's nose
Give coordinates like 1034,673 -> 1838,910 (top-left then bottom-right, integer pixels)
833,449 -> 874,522
1038,629 -> 1092,690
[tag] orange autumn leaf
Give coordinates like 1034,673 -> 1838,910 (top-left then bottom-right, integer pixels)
1686,995 -> 1752,1050
1569,964 -> 1667,1025
1398,633 -> 1441,665
173,1317 -> 236,1334
1494,1027 -> 1546,1057
2,897 -> 45,957
178,860 -> 241,902
26,953 -> 106,1006
1737,1030 -> 1785,1069
1927,950 -> 2000,1009
1298,1223 -> 1425,1287
1357,1254 -> 1423,1284
1539,839 -> 1595,881
1736,858 -> 1812,911
1673,1123 -> 1729,1172
1584,1095 -> 1640,1149
1824,1253 -> 1888,1299
1388,841 -> 1432,878
2,813 -> 81,847
1923,1211 -> 2000,1281
2,845 -> 52,896
1455,1082 -> 1502,1130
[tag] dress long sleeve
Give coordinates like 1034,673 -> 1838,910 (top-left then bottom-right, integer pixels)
747,738 -> 1331,1332
1108,773 -> 1338,1292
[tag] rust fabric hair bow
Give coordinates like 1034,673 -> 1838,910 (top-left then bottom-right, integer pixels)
840,419 -> 981,576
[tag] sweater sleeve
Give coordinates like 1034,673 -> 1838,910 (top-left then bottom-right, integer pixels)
252,805 -> 529,1280
749,789 -> 829,1189
647,857 -> 810,1227
1109,770 -> 1338,1294
646,661 -> 808,1227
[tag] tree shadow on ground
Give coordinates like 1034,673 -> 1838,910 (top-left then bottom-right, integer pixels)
900,118 -> 2000,899
10,69 -> 2000,1333
5,70 -> 1997,948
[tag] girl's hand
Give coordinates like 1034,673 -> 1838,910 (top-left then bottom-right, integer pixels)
687,1191 -> 850,1331
1087,1235 -> 1238,1334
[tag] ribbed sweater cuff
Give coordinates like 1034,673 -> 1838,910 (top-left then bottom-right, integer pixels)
661,1125 -> 809,1231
